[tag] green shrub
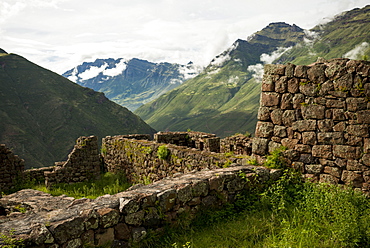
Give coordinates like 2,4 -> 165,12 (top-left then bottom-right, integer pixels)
263,146 -> 287,169
157,145 -> 170,160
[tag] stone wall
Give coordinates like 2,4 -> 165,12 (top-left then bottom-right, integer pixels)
0,165 -> 281,247
44,136 -> 101,187
1,136 -> 101,192
102,135 -> 249,184
253,58 -> 370,192
220,134 -> 253,155
0,144 -> 25,192
154,131 -> 220,153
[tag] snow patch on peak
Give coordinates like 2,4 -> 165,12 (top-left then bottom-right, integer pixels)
103,58 -> 128,77
79,63 -> 109,81
67,67 -> 79,82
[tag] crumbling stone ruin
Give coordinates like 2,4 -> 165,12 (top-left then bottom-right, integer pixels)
0,58 -> 369,247
253,58 -> 370,192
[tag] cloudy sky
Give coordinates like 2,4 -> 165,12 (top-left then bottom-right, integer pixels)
0,0 -> 368,74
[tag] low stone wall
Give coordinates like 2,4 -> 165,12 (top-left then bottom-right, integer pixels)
102,135 -> 249,184
221,134 -> 253,155
0,165 -> 281,247
154,131 -> 220,153
44,136 -> 101,188
253,58 -> 370,192
0,144 -> 25,192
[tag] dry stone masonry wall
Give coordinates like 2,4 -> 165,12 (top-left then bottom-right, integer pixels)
102,135 -> 249,185
0,165 -> 281,247
254,58 -> 370,192
0,136 -> 101,193
0,144 -> 25,192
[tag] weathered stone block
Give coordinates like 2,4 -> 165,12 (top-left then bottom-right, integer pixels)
299,154 -> 316,164
294,65 -> 309,78
275,76 -> 288,93
341,170 -> 364,188
332,109 -> 346,121
323,166 -> 342,178
260,92 -> 280,107
97,208 -> 119,229
255,121 -> 274,138
125,210 -> 145,226
191,180 -> 209,197
281,93 -> 293,109
333,122 -> 346,132
305,164 -> 323,174
158,189 -> 177,211
270,109 -> 283,125
119,198 -> 140,214
301,104 -> 325,120
274,125 -> 287,138
317,132 -> 344,145
115,223 -> 131,240
312,145 -> 332,159
347,160 -> 363,171
363,154 -> 370,166
364,138 -> 370,153
177,184 -> 193,203
292,93 -> 305,109
257,107 -> 270,121
49,217 -> 85,244
288,78 -> 300,93
346,98 -> 368,112
333,73 -> 353,92
143,207 -> 161,227
282,110 -> 296,127
357,110 -> 370,124
346,124 -> 369,137
333,145 -> 361,160
300,83 -> 318,96
318,119 -> 334,132
252,138 -> 268,155
294,144 -> 311,153
132,227 -> 147,242
281,138 -> 299,150
292,120 -> 316,131
261,74 -> 278,91
302,132 -> 317,145
319,80 -> 334,95
307,63 -> 327,83
326,99 -> 346,108
319,174 -> 340,184
285,63 -> 296,78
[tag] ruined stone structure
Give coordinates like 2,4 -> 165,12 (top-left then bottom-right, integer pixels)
0,144 -> 25,192
254,58 -> 370,192
0,136 -> 101,193
0,165 -> 281,247
154,131 -> 220,153
102,135 -> 248,184
1,58 -> 370,246
220,134 -> 253,155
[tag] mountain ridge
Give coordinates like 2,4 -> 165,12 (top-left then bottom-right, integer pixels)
63,58 -> 202,111
135,5 -> 370,137
0,52 -> 155,168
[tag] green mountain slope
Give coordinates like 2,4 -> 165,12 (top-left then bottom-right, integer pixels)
278,5 -> 370,64
135,23 -> 305,137
135,5 -> 370,137
0,52 -> 155,168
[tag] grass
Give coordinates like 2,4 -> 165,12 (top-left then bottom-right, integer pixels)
31,172 -> 131,199
138,169 -> 370,248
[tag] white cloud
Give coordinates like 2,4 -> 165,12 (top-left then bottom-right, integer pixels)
78,63 -> 108,81
247,64 -> 264,82
0,0 -> 369,74
260,46 -> 293,64
103,59 -> 128,77
343,42 -> 369,59
248,46 -> 293,81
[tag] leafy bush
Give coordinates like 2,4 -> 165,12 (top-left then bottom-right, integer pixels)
263,146 -> 287,169
157,145 -> 170,160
